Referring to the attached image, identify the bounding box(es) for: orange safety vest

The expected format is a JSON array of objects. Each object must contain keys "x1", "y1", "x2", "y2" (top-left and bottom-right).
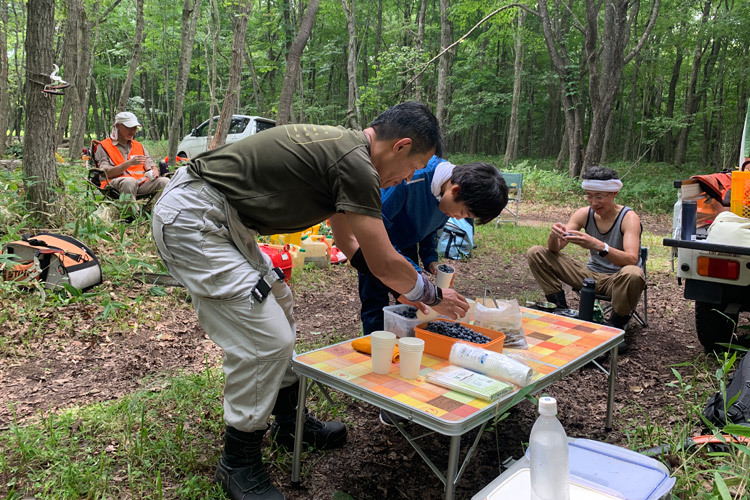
[
  {"x1": 690, "y1": 172, "x2": 732, "y2": 206},
  {"x1": 98, "y1": 138, "x2": 147, "y2": 188}
]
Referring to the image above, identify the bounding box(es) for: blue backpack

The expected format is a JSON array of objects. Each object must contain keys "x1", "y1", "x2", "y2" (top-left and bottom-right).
[{"x1": 437, "y1": 218, "x2": 474, "y2": 260}]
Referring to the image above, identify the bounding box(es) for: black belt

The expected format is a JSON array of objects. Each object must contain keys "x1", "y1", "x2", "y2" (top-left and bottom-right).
[{"x1": 251, "y1": 267, "x2": 286, "y2": 303}]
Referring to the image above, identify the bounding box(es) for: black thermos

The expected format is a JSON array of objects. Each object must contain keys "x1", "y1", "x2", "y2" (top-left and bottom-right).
[
  {"x1": 578, "y1": 278, "x2": 596, "y2": 322},
  {"x1": 681, "y1": 200, "x2": 697, "y2": 241}
]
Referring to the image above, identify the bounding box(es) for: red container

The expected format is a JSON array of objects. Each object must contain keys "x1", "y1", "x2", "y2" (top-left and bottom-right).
[
  {"x1": 415, "y1": 320, "x2": 505, "y2": 360},
  {"x1": 259, "y1": 244, "x2": 293, "y2": 283}
]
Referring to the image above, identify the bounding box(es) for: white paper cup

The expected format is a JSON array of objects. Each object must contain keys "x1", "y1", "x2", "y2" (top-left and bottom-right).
[
  {"x1": 398, "y1": 337, "x2": 425, "y2": 379},
  {"x1": 435, "y1": 264, "x2": 455, "y2": 288},
  {"x1": 370, "y1": 331, "x2": 397, "y2": 374},
  {"x1": 144, "y1": 169, "x2": 155, "y2": 180}
]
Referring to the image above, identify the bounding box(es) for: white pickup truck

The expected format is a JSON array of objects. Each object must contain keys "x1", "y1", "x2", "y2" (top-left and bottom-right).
[{"x1": 663, "y1": 234, "x2": 750, "y2": 350}]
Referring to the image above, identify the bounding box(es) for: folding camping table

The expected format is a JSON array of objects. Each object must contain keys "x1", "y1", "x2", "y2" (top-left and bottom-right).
[{"x1": 291, "y1": 307, "x2": 624, "y2": 499}]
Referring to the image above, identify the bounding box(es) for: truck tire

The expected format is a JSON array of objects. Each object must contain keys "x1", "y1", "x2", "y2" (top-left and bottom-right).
[{"x1": 695, "y1": 301, "x2": 739, "y2": 351}]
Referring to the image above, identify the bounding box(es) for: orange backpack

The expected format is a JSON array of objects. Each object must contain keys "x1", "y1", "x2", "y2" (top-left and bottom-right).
[{"x1": 1, "y1": 233, "x2": 102, "y2": 291}]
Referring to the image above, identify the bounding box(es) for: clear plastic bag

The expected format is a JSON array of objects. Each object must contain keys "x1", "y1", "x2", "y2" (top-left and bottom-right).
[{"x1": 473, "y1": 298, "x2": 529, "y2": 349}]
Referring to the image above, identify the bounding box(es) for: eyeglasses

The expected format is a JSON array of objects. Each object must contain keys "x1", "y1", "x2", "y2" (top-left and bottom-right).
[{"x1": 584, "y1": 193, "x2": 613, "y2": 202}]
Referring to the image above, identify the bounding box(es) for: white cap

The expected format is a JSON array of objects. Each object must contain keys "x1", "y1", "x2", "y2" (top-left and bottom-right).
[
  {"x1": 538, "y1": 396, "x2": 558, "y2": 416},
  {"x1": 114, "y1": 111, "x2": 141, "y2": 128}
]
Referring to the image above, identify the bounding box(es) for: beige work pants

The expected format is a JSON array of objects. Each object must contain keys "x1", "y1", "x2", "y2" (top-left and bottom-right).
[
  {"x1": 151, "y1": 168, "x2": 298, "y2": 432},
  {"x1": 526, "y1": 245, "x2": 645, "y2": 316},
  {"x1": 110, "y1": 175, "x2": 169, "y2": 200}
]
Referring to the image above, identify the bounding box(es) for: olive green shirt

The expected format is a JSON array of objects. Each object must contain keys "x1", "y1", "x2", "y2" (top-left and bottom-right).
[{"x1": 188, "y1": 125, "x2": 382, "y2": 234}]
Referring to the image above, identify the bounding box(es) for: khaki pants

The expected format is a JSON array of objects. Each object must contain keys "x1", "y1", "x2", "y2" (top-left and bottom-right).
[
  {"x1": 110, "y1": 175, "x2": 169, "y2": 200},
  {"x1": 151, "y1": 168, "x2": 298, "y2": 432},
  {"x1": 526, "y1": 245, "x2": 644, "y2": 316}
]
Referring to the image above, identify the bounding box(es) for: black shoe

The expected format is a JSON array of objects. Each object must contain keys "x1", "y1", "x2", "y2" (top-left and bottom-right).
[
  {"x1": 545, "y1": 291, "x2": 569, "y2": 309},
  {"x1": 270, "y1": 412, "x2": 347, "y2": 450},
  {"x1": 215, "y1": 457, "x2": 285, "y2": 500},
  {"x1": 379, "y1": 409, "x2": 408, "y2": 427},
  {"x1": 608, "y1": 312, "x2": 631, "y2": 330}
]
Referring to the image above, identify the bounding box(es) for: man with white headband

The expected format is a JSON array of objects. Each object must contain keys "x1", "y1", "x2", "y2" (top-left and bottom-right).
[{"x1": 526, "y1": 166, "x2": 645, "y2": 350}]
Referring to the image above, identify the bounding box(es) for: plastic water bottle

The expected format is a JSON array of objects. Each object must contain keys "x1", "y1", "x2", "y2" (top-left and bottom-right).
[
  {"x1": 672, "y1": 190, "x2": 682, "y2": 240},
  {"x1": 529, "y1": 397, "x2": 570, "y2": 500},
  {"x1": 578, "y1": 278, "x2": 596, "y2": 322}
]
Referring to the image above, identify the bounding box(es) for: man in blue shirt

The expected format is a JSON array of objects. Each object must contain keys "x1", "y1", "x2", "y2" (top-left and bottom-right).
[{"x1": 356, "y1": 156, "x2": 508, "y2": 336}]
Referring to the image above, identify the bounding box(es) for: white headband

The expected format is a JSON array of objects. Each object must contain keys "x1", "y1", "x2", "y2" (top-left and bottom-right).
[{"x1": 581, "y1": 179, "x2": 622, "y2": 192}]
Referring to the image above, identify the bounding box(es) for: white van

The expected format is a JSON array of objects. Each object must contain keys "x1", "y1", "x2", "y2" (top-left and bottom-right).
[{"x1": 177, "y1": 115, "x2": 276, "y2": 158}]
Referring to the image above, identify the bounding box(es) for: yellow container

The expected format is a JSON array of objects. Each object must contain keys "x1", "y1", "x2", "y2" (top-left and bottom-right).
[
  {"x1": 301, "y1": 234, "x2": 330, "y2": 268},
  {"x1": 730, "y1": 171, "x2": 750, "y2": 218},
  {"x1": 286, "y1": 243, "x2": 304, "y2": 269}
]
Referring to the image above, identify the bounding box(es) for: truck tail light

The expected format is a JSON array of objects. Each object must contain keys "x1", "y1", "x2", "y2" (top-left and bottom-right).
[{"x1": 697, "y1": 256, "x2": 740, "y2": 280}]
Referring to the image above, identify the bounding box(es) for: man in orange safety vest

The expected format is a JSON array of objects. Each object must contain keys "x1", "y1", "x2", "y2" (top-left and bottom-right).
[{"x1": 94, "y1": 111, "x2": 169, "y2": 201}]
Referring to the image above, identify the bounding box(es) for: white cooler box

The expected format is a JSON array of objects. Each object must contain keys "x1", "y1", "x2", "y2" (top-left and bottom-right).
[{"x1": 472, "y1": 438, "x2": 675, "y2": 500}]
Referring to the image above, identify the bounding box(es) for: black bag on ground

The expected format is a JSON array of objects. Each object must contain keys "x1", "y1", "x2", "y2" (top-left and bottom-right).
[
  {"x1": 703, "y1": 353, "x2": 750, "y2": 427},
  {"x1": 1, "y1": 232, "x2": 102, "y2": 291}
]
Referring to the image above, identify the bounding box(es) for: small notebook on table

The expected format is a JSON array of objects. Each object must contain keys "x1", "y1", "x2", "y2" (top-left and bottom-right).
[{"x1": 426, "y1": 365, "x2": 514, "y2": 401}]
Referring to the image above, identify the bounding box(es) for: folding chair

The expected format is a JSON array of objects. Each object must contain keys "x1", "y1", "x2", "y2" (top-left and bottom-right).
[
  {"x1": 575, "y1": 246, "x2": 649, "y2": 327},
  {"x1": 84, "y1": 140, "x2": 159, "y2": 211},
  {"x1": 495, "y1": 172, "x2": 522, "y2": 226}
]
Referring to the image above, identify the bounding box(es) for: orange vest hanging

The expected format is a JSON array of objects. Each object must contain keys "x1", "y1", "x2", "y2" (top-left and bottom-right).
[{"x1": 98, "y1": 138, "x2": 147, "y2": 188}]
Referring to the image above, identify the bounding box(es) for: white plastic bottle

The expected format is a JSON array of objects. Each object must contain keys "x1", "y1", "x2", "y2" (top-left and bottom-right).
[{"x1": 529, "y1": 397, "x2": 570, "y2": 500}]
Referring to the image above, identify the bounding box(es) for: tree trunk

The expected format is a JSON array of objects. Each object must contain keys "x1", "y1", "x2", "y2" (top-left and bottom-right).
[
  {"x1": 244, "y1": 48, "x2": 266, "y2": 115},
  {"x1": 23, "y1": 0, "x2": 59, "y2": 220},
  {"x1": 116, "y1": 0, "x2": 144, "y2": 111},
  {"x1": 10, "y1": 0, "x2": 26, "y2": 140},
  {"x1": 663, "y1": 43, "x2": 682, "y2": 163},
  {"x1": 674, "y1": 0, "x2": 711, "y2": 167},
  {"x1": 436, "y1": 0, "x2": 453, "y2": 129},
  {"x1": 68, "y1": 0, "x2": 93, "y2": 160},
  {"x1": 555, "y1": 127, "x2": 569, "y2": 171},
  {"x1": 0, "y1": 0, "x2": 9, "y2": 155},
  {"x1": 54, "y1": 0, "x2": 80, "y2": 147},
  {"x1": 504, "y1": 10, "x2": 526, "y2": 165},
  {"x1": 277, "y1": 0, "x2": 320, "y2": 124},
  {"x1": 167, "y1": 0, "x2": 202, "y2": 166},
  {"x1": 205, "y1": 0, "x2": 220, "y2": 131},
  {"x1": 583, "y1": 0, "x2": 660, "y2": 170},
  {"x1": 622, "y1": 54, "x2": 640, "y2": 161},
  {"x1": 341, "y1": 0, "x2": 361, "y2": 129},
  {"x1": 209, "y1": 0, "x2": 252, "y2": 150},
  {"x1": 413, "y1": 0, "x2": 427, "y2": 101}
]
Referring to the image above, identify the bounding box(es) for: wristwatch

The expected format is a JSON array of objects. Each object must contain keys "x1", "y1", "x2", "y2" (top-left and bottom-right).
[
  {"x1": 598, "y1": 243, "x2": 610, "y2": 257},
  {"x1": 428, "y1": 286, "x2": 443, "y2": 307}
]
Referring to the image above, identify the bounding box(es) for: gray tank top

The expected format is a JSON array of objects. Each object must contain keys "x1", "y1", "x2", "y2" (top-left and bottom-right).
[{"x1": 585, "y1": 206, "x2": 641, "y2": 273}]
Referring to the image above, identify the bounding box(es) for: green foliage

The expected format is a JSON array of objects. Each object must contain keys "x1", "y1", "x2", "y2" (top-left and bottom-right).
[{"x1": 622, "y1": 351, "x2": 750, "y2": 499}]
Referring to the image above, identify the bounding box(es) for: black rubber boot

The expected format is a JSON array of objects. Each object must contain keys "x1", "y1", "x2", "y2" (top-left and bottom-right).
[
  {"x1": 214, "y1": 426, "x2": 285, "y2": 500},
  {"x1": 270, "y1": 382, "x2": 347, "y2": 450},
  {"x1": 546, "y1": 290, "x2": 568, "y2": 309}
]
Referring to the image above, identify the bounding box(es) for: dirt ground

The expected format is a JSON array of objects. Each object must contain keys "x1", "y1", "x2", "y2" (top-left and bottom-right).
[{"x1": 1, "y1": 208, "x2": 747, "y2": 499}]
